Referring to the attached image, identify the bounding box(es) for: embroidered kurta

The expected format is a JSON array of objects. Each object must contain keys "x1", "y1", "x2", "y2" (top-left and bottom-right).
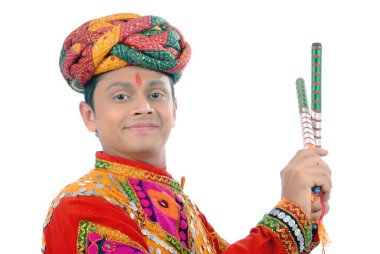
[{"x1": 42, "y1": 152, "x2": 319, "y2": 254}]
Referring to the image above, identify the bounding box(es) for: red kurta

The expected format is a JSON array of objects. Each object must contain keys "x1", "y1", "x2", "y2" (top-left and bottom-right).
[{"x1": 42, "y1": 152, "x2": 319, "y2": 253}]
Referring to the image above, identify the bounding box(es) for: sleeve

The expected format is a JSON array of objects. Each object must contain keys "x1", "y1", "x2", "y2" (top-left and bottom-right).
[
  {"x1": 42, "y1": 196, "x2": 149, "y2": 254},
  {"x1": 200, "y1": 199, "x2": 320, "y2": 254}
]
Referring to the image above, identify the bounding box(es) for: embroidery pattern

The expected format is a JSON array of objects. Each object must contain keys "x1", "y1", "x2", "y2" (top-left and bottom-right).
[
  {"x1": 95, "y1": 159, "x2": 183, "y2": 193},
  {"x1": 44, "y1": 153, "x2": 221, "y2": 254},
  {"x1": 259, "y1": 216, "x2": 298, "y2": 254},
  {"x1": 210, "y1": 232, "x2": 229, "y2": 252},
  {"x1": 258, "y1": 199, "x2": 316, "y2": 254},
  {"x1": 77, "y1": 220, "x2": 147, "y2": 254}
]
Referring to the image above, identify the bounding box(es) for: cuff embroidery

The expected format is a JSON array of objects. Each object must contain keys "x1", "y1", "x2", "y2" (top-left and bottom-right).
[{"x1": 258, "y1": 199, "x2": 317, "y2": 254}]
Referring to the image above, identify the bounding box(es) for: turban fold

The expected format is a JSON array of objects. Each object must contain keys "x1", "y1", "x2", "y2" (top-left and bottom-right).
[{"x1": 59, "y1": 13, "x2": 191, "y2": 93}]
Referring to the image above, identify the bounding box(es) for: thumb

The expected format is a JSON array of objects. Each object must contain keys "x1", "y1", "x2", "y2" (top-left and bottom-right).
[{"x1": 315, "y1": 147, "x2": 328, "y2": 157}]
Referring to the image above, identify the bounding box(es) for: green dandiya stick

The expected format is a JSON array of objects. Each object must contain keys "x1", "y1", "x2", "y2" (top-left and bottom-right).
[
  {"x1": 296, "y1": 78, "x2": 315, "y2": 148},
  {"x1": 295, "y1": 77, "x2": 319, "y2": 194},
  {"x1": 311, "y1": 43, "x2": 330, "y2": 250},
  {"x1": 311, "y1": 42, "x2": 322, "y2": 147},
  {"x1": 294, "y1": 43, "x2": 330, "y2": 251}
]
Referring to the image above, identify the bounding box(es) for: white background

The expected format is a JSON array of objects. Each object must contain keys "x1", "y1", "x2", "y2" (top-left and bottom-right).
[{"x1": 0, "y1": 0, "x2": 379, "y2": 253}]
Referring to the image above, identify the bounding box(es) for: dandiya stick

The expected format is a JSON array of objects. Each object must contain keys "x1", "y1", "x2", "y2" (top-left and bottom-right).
[
  {"x1": 296, "y1": 78, "x2": 320, "y2": 196},
  {"x1": 311, "y1": 44, "x2": 330, "y2": 249},
  {"x1": 311, "y1": 43, "x2": 322, "y2": 147},
  {"x1": 296, "y1": 78, "x2": 315, "y2": 148},
  {"x1": 296, "y1": 77, "x2": 330, "y2": 251}
]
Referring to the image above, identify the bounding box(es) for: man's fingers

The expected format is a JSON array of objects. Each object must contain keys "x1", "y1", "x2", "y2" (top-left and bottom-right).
[
  {"x1": 313, "y1": 173, "x2": 332, "y2": 194},
  {"x1": 289, "y1": 147, "x2": 328, "y2": 163},
  {"x1": 311, "y1": 210, "x2": 322, "y2": 221},
  {"x1": 322, "y1": 191, "x2": 331, "y2": 203},
  {"x1": 310, "y1": 202, "x2": 330, "y2": 221},
  {"x1": 281, "y1": 148, "x2": 332, "y2": 221},
  {"x1": 324, "y1": 202, "x2": 330, "y2": 215},
  {"x1": 304, "y1": 155, "x2": 329, "y2": 168},
  {"x1": 311, "y1": 200, "x2": 322, "y2": 212}
]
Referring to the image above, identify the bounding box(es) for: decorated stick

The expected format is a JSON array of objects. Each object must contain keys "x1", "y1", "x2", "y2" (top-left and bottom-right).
[
  {"x1": 311, "y1": 43, "x2": 322, "y2": 147},
  {"x1": 295, "y1": 43, "x2": 329, "y2": 251},
  {"x1": 295, "y1": 77, "x2": 329, "y2": 252},
  {"x1": 296, "y1": 78, "x2": 315, "y2": 148},
  {"x1": 296, "y1": 77, "x2": 322, "y2": 198},
  {"x1": 296, "y1": 77, "x2": 321, "y2": 195},
  {"x1": 311, "y1": 43, "x2": 330, "y2": 250}
]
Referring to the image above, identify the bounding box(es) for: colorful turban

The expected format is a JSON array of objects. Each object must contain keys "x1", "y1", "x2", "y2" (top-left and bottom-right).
[{"x1": 59, "y1": 13, "x2": 191, "y2": 93}]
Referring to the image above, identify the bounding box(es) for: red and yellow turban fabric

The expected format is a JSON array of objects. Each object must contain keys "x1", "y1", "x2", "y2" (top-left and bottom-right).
[{"x1": 59, "y1": 13, "x2": 191, "y2": 93}]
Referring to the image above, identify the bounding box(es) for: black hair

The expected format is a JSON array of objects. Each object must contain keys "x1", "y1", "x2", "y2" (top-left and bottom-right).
[
  {"x1": 84, "y1": 75, "x2": 101, "y2": 111},
  {"x1": 84, "y1": 74, "x2": 175, "y2": 112}
]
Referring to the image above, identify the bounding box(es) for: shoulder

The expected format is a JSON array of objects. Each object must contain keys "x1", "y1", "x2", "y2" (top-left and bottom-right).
[
  {"x1": 43, "y1": 170, "x2": 131, "y2": 229},
  {"x1": 42, "y1": 195, "x2": 147, "y2": 254}
]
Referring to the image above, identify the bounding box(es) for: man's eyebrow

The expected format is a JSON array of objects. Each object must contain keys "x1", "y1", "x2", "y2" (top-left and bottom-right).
[
  {"x1": 105, "y1": 80, "x2": 169, "y2": 91},
  {"x1": 147, "y1": 80, "x2": 170, "y2": 88},
  {"x1": 106, "y1": 82, "x2": 134, "y2": 91}
]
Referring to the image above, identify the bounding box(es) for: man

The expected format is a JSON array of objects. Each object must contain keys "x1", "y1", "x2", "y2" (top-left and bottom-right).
[{"x1": 43, "y1": 13, "x2": 332, "y2": 254}]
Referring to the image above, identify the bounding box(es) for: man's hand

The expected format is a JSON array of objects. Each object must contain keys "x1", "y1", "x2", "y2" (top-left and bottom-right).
[{"x1": 280, "y1": 148, "x2": 332, "y2": 220}]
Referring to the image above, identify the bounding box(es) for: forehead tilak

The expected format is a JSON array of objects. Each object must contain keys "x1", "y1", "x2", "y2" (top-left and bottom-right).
[{"x1": 135, "y1": 72, "x2": 143, "y2": 87}]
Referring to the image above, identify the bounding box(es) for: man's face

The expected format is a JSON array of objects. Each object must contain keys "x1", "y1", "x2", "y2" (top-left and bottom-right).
[{"x1": 85, "y1": 66, "x2": 176, "y2": 160}]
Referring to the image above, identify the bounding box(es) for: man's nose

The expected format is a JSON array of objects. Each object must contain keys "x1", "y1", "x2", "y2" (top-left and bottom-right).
[{"x1": 132, "y1": 95, "x2": 154, "y2": 116}]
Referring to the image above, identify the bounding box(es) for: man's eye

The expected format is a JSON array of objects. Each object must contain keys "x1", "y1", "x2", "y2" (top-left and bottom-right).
[
  {"x1": 113, "y1": 94, "x2": 128, "y2": 101},
  {"x1": 150, "y1": 92, "x2": 164, "y2": 99}
]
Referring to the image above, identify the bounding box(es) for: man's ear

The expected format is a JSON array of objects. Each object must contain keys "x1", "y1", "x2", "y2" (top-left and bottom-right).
[{"x1": 79, "y1": 102, "x2": 97, "y2": 132}]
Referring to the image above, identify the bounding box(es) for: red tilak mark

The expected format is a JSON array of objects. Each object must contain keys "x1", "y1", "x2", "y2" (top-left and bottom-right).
[{"x1": 135, "y1": 72, "x2": 143, "y2": 87}]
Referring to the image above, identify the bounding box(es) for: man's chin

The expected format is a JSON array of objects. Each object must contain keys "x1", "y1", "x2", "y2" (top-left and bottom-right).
[{"x1": 123, "y1": 145, "x2": 162, "y2": 155}]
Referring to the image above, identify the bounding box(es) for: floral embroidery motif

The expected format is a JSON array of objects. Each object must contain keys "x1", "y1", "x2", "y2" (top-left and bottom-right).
[{"x1": 78, "y1": 221, "x2": 146, "y2": 254}]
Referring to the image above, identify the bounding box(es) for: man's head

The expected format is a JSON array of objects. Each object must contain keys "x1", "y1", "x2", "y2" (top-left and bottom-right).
[
  {"x1": 59, "y1": 13, "x2": 191, "y2": 165},
  {"x1": 79, "y1": 66, "x2": 177, "y2": 163}
]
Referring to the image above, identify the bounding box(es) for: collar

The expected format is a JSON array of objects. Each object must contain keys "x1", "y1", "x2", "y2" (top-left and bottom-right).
[{"x1": 94, "y1": 151, "x2": 173, "y2": 179}]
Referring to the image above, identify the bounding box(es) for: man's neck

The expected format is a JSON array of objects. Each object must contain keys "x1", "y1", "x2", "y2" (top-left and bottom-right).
[{"x1": 101, "y1": 148, "x2": 167, "y2": 169}]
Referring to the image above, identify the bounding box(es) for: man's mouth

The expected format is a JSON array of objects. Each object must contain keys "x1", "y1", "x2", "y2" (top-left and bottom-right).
[{"x1": 125, "y1": 123, "x2": 159, "y2": 132}]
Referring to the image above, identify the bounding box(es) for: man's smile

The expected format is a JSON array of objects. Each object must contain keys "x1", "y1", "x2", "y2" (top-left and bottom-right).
[{"x1": 125, "y1": 122, "x2": 159, "y2": 132}]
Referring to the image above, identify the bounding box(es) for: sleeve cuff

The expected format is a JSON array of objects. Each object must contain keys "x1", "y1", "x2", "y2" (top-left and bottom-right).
[{"x1": 257, "y1": 199, "x2": 320, "y2": 254}]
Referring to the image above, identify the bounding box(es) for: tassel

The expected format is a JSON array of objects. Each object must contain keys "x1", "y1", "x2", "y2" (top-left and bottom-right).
[
  {"x1": 317, "y1": 192, "x2": 330, "y2": 253},
  {"x1": 318, "y1": 221, "x2": 330, "y2": 251},
  {"x1": 181, "y1": 176, "x2": 186, "y2": 190}
]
